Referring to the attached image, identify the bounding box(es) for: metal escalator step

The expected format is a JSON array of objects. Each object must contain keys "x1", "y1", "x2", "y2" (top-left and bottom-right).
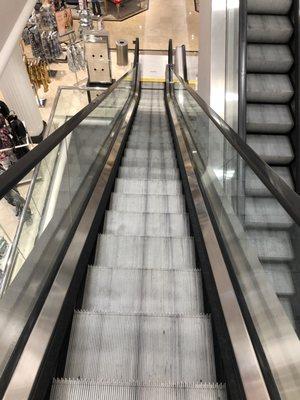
[
  {"x1": 110, "y1": 193, "x2": 185, "y2": 213},
  {"x1": 247, "y1": 74, "x2": 294, "y2": 103},
  {"x1": 64, "y1": 312, "x2": 216, "y2": 383},
  {"x1": 247, "y1": 135, "x2": 294, "y2": 164},
  {"x1": 122, "y1": 156, "x2": 177, "y2": 169},
  {"x1": 103, "y1": 211, "x2": 190, "y2": 237},
  {"x1": 126, "y1": 142, "x2": 174, "y2": 150},
  {"x1": 96, "y1": 234, "x2": 195, "y2": 269},
  {"x1": 247, "y1": 44, "x2": 293, "y2": 73},
  {"x1": 114, "y1": 178, "x2": 182, "y2": 195},
  {"x1": 245, "y1": 197, "x2": 293, "y2": 229},
  {"x1": 128, "y1": 138, "x2": 173, "y2": 147},
  {"x1": 247, "y1": 15, "x2": 293, "y2": 44},
  {"x1": 247, "y1": 104, "x2": 293, "y2": 134},
  {"x1": 83, "y1": 267, "x2": 204, "y2": 314},
  {"x1": 118, "y1": 166, "x2": 179, "y2": 180},
  {"x1": 125, "y1": 148, "x2": 175, "y2": 160},
  {"x1": 247, "y1": 0, "x2": 292, "y2": 14},
  {"x1": 245, "y1": 166, "x2": 294, "y2": 196},
  {"x1": 279, "y1": 297, "x2": 295, "y2": 326},
  {"x1": 50, "y1": 380, "x2": 227, "y2": 400},
  {"x1": 247, "y1": 229, "x2": 294, "y2": 261},
  {"x1": 263, "y1": 263, "x2": 294, "y2": 295}
]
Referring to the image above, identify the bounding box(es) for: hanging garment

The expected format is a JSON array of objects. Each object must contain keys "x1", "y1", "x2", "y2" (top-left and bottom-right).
[
  {"x1": 25, "y1": 58, "x2": 51, "y2": 92},
  {"x1": 0, "y1": 116, "x2": 16, "y2": 169},
  {"x1": 0, "y1": 236, "x2": 8, "y2": 260},
  {"x1": 67, "y1": 43, "x2": 86, "y2": 72},
  {"x1": 0, "y1": 101, "x2": 10, "y2": 119},
  {"x1": 7, "y1": 115, "x2": 29, "y2": 159}
]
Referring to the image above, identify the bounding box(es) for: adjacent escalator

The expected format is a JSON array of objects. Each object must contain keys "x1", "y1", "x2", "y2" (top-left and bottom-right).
[{"x1": 246, "y1": 0, "x2": 297, "y2": 323}]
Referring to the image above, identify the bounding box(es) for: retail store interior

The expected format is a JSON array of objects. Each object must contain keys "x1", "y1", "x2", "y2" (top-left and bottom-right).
[{"x1": 0, "y1": 1, "x2": 300, "y2": 400}]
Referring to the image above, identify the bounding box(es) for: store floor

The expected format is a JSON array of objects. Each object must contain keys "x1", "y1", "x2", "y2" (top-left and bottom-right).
[{"x1": 104, "y1": 0, "x2": 199, "y2": 51}]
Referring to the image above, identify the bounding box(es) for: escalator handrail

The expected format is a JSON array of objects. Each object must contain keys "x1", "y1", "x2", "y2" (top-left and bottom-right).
[
  {"x1": 0, "y1": 39, "x2": 140, "y2": 199},
  {"x1": 169, "y1": 67, "x2": 300, "y2": 225}
]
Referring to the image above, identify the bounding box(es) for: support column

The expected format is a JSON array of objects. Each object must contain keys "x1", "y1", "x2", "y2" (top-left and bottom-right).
[{"x1": 0, "y1": 44, "x2": 44, "y2": 141}]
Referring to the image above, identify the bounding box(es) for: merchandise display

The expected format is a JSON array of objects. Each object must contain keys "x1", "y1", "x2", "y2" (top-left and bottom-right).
[
  {"x1": 25, "y1": 58, "x2": 51, "y2": 92},
  {"x1": 0, "y1": 115, "x2": 17, "y2": 170},
  {"x1": 23, "y1": 6, "x2": 62, "y2": 62},
  {"x1": 79, "y1": 8, "x2": 93, "y2": 37},
  {"x1": 7, "y1": 115, "x2": 30, "y2": 159},
  {"x1": 67, "y1": 42, "x2": 86, "y2": 72}
]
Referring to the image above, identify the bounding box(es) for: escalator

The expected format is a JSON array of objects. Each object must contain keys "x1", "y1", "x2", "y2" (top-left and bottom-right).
[
  {"x1": 50, "y1": 84, "x2": 225, "y2": 399},
  {"x1": 0, "y1": 40, "x2": 300, "y2": 400},
  {"x1": 245, "y1": 0, "x2": 297, "y2": 322}
]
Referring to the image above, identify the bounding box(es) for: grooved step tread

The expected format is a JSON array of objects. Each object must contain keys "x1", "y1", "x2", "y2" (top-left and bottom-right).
[
  {"x1": 247, "y1": 74, "x2": 293, "y2": 103},
  {"x1": 118, "y1": 166, "x2": 179, "y2": 180},
  {"x1": 103, "y1": 211, "x2": 190, "y2": 237},
  {"x1": 245, "y1": 197, "x2": 293, "y2": 229},
  {"x1": 247, "y1": 135, "x2": 294, "y2": 164},
  {"x1": 247, "y1": 229, "x2": 294, "y2": 261},
  {"x1": 83, "y1": 267, "x2": 204, "y2": 314},
  {"x1": 263, "y1": 263, "x2": 294, "y2": 295},
  {"x1": 247, "y1": 104, "x2": 293, "y2": 134},
  {"x1": 114, "y1": 178, "x2": 182, "y2": 195},
  {"x1": 245, "y1": 166, "x2": 294, "y2": 196},
  {"x1": 50, "y1": 380, "x2": 227, "y2": 400},
  {"x1": 247, "y1": 44, "x2": 293, "y2": 73},
  {"x1": 95, "y1": 234, "x2": 196, "y2": 269},
  {"x1": 110, "y1": 193, "x2": 185, "y2": 213},
  {"x1": 64, "y1": 312, "x2": 216, "y2": 383},
  {"x1": 247, "y1": 0, "x2": 292, "y2": 14},
  {"x1": 247, "y1": 15, "x2": 293, "y2": 44}
]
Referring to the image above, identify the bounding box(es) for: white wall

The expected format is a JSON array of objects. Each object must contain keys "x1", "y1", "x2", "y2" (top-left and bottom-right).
[{"x1": 0, "y1": 0, "x2": 37, "y2": 77}]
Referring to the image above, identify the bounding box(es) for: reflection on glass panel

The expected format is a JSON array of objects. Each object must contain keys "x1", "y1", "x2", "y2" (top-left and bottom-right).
[
  {"x1": 1, "y1": 69, "x2": 134, "y2": 291},
  {"x1": 173, "y1": 77, "x2": 300, "y2": 397},
  {"x1": 0, "y1": 68, "x2": 134, "y2": 382}
]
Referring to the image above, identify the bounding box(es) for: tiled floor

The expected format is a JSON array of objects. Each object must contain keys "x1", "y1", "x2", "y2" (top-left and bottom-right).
[{"x1": 104, "y1": 0, "x2": 199, "y2": 51}]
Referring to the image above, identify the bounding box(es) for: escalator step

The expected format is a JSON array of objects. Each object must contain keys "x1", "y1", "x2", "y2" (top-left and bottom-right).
[
  {"x1": 245, "y1": 197, "x2": 293, "y2": 229},
  {"x1": 64, "y1": 312, "x2": 216, "y2": 383},
  {"x1": 263, "y1": 263, "x2": 294, "y2": 295},
  {"x1": 247, "y1": 0, "x2": 292, "y2": 14},
  {"x1": 245, "y1": 166, "x2": 294, "y2": 196},
  {"x1": 247, "y1": 15, "x2": 293, "y2": 43},
  {"x1": 122, "y1": 156, "x2": 177, "y2": 169},
  {"x1": 110, "y1": 193, "x2": 185, "y2": 214},
  {"x1": 247, "y1": 229, "x2": 294, "y2": 261},
  {"x1": 83, "y1": 267, "x2": 204, "y2": 314},
  {"x1": 247, "y1": 74, "x2": 294, "y2": 103},
  {"x1": 128, "y1": 138, "x2": 173, "y2": 147},
  {"x1": 96, "y1": 234, "x2": 196, "y2": 269},
  {"x1": 247, "y1": 104, "x2": 293, "y2": 134},
  {"x1": 103, "y1": 211, "x2": 190, "y2": 237},
  {"x1": 247, "y1": 44, "x2": 293, "y2": 73},
  {"x1": 114, "y1": 178, "x2": 182, "y2": 195},
  {"x1": 50, "y1": 380, "x2": 227, "y2": 400},
  {"x1": 279, "y1": 297, "x2": 295, "y2": 326},
  {"x1": 125, "y1": 148, "x2": 176, "y2": 160},
  {"x1": 247, "y1": 135, "x2": 294, "y2": 164},
  {"x1": 118, "y1": 166, "x2": 179, "y2": 180},
  {"x1": 126, "y1": 142, "x2": 174, "y2": 151}
]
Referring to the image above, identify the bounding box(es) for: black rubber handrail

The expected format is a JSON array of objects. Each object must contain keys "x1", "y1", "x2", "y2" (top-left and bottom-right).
[
  {"x1": 0, "y1": 38, "x2": 140, "y2": 199},
  {"x1": 167, "y1": 41, "x2": 300, "y2": 225}
]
